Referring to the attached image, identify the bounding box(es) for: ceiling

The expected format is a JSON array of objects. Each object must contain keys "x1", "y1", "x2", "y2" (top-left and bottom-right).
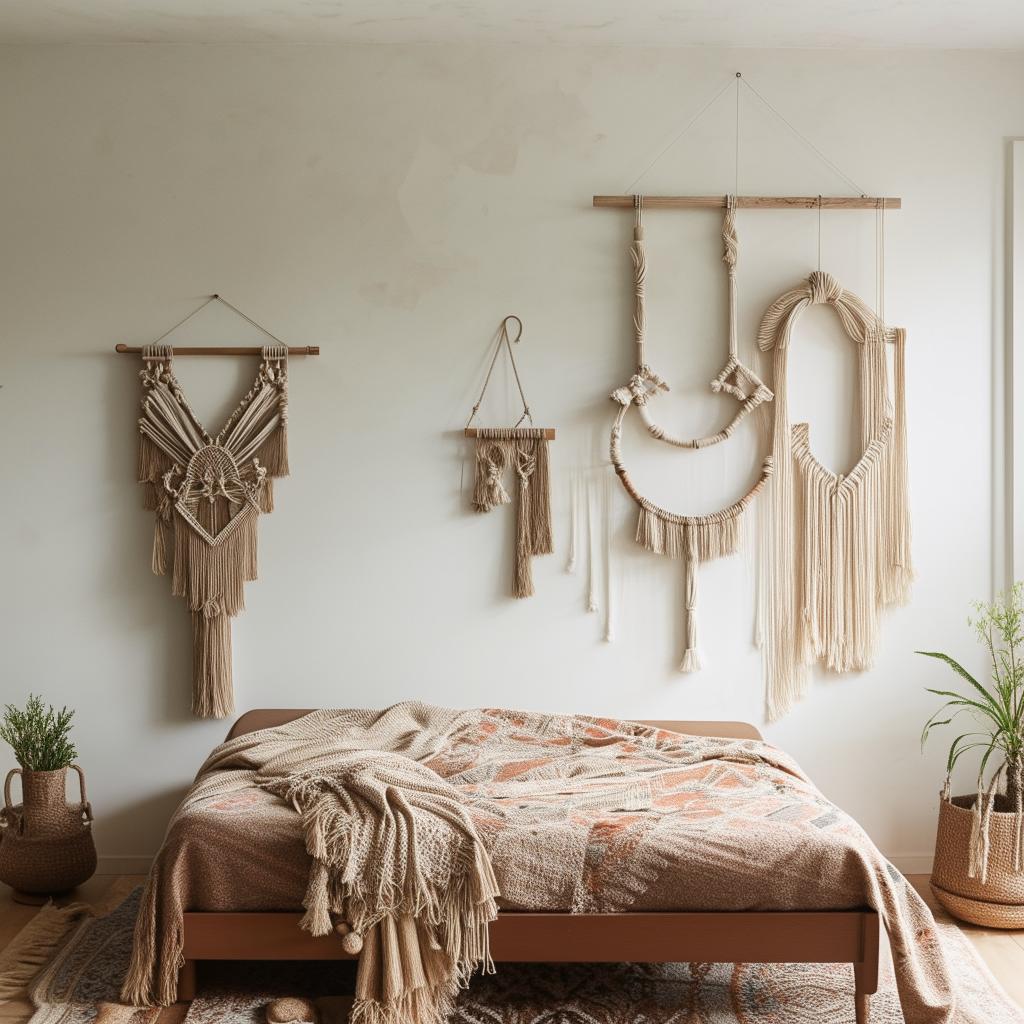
[{"x1": 2, "y1": 0, "x2": 1024, "y2": 48}]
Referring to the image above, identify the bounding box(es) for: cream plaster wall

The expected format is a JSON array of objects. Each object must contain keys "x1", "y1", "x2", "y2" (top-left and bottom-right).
[{"x1": 1, "y1": 44, "x2": 1021, "y2": 868}]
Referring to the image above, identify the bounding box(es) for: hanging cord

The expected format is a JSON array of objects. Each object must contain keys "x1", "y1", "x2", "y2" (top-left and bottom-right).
[
  {"x1": 875, "y1": 198, "x2": 886, "y2": 325},
  {"x1": 623, "y1": 76, "x2": 736, "y2": 194},
  {"x1": 147, "y1": 294, "x2": 288, "y2": 349},
  {"x1": 734, "y1": 72, "x2": 741, "y2": 198},
  {"x1": 817, "y1": 195, "x2": 823, "y2": 272},
  {"x1": 621, "y1": 70, "x2": 868, "y2": 202},
  {"x1": 739, "y1": 75, "x2": 868, "y2": 197},
  {"x1": 465, "y1": 315, "x2": 533, "y2": 429}
]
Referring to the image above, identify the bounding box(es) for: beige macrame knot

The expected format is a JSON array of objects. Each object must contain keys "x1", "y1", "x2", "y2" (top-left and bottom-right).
[
  {"x1": 483, "y1": 460, "x2": 510, "y2": 507},
  {"x1": 340, "y1": 929, "x2": 364, "y2": 955},
  {"x1": 808, "y1": 271, "x2": 843, "y2": 305},
  {"x1": 265, "y1": 996, "x2": 319, "y2": 1024},
  {"x1": 516, "y1": 450, "x2": 536, "y2": 480}
]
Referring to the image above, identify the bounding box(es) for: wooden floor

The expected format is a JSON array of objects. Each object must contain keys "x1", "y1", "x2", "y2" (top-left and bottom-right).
[{"x1": 1, "y1": 874, "x2": 1022, "y2": 1020}]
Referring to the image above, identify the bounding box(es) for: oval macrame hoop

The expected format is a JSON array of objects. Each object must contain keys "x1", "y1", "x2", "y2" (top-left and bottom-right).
[
  {"x1": 612, "y1": 195, "x2": 773, "y2": 450},
  {"x1": 756, "y1": 269, "x2": 912, "y2": 720}
]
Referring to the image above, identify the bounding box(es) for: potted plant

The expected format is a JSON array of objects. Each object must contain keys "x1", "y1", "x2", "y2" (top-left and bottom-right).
[
  {"x1": 0, "y1": 694, "x2": 95, "y2": 904},
  {"x1": 920, "y1": 583, "x2": 1024, "y2": 927}
]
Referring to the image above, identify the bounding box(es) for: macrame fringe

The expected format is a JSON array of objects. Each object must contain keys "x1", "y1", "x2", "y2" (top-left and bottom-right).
[
  {"x1": 191, "y1": 611, "x2": 234, "y2": 719},
  {"x1": 470, "y1": 433, "x2": 552, "y2": 598},
  {"x1": 514, "y1": 471, "x2": 534, "y2": 598},
  {"x1": 151, "y1": 514, "x2": 171, "y2": 576},
  {"x1": 171, "y1": 508, "x2": 258, "y2": 617},
  {"x1": 634, "y1": 507, "x2": 742, "y2": 561},
  {"x1": 0, "y1": 901, "x2": 92, "y2": 999},
  {"x1": 757, "y1": 271, "x2": 913, "y2": 720}
]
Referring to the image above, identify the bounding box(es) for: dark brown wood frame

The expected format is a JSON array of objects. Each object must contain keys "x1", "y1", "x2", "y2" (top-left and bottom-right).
[{"x1": 177, "y1": 709, "x2": 880, "y2": 1023}]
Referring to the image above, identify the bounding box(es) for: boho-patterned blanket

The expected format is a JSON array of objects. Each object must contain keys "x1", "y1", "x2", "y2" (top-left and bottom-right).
[{"x1": 124, "y1": 703, "x2": 965, "y2": 1023}]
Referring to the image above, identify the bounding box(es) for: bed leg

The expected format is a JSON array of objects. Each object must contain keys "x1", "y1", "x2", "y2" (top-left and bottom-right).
[
  {"x1": 178, "y1": 959, "x2": 198, "y2": 1002},
  {"x1": 854, "y1": 910, "x2": 880, "y2": 1024},
  {"x1": 854, "y1": 991, "x2": 871, "y2": 1024}
]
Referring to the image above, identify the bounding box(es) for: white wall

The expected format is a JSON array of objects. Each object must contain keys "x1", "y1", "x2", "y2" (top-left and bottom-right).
[{"x1": 1, "y1": 44, "x2": 1020, "y2": 870}]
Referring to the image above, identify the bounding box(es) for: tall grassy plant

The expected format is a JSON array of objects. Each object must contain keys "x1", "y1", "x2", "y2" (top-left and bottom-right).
[
  {"x1": 0, "y1": 694, "x2": 78, "y2": 771},
  {"x1": 919, "y1": 582, "x2": 1024, "y2": 807}
]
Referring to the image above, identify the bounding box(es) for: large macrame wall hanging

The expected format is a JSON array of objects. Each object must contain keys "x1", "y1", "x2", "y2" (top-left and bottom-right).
[
  {"x1": 756, "y1": 269, "x2": 912, "y2": 719},
  {"x1": 126, "y1": 295, "x2": 307, "y2": 718},
  {"x1": 464, "y1": 315, "x2": 554, "y2": 598},
  {"x1": 609, "y1": 197, "x2": 774, "y2": 671}
]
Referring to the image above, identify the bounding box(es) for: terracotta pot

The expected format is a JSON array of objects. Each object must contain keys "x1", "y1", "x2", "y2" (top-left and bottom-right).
[
  {"x1": 0, "y1": 764, "x2": 96, "y2": 900},
  {"x1": 930, "y1": 793, "x2": 1024, "y2": 929}
]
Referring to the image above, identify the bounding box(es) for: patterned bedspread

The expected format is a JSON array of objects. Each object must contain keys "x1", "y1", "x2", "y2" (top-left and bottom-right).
[{"x1": 129, "y1": 703, "x2": 966, "y2": 1022}]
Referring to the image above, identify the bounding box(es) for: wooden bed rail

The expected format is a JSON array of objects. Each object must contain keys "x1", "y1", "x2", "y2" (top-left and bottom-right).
[
  {"x1": 180, "y1": 908, "x2": 879, "y2": 1022},
  {"x1": 225, "y1": 709, "x2": 765, "y2": 742}
]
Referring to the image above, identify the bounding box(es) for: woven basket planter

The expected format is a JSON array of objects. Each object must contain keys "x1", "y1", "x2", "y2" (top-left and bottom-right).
[
  {"x1": 0, "y1": 765, "x2": 96, "y2": 899},
  {"x1": 930, "y1": 793, "x2": 1024, "y2": 929}
]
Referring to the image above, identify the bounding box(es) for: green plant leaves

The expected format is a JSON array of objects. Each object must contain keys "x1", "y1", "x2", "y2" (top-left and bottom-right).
[{"x1": 0, "y1": 694, "x2": 77, "y2": 772}]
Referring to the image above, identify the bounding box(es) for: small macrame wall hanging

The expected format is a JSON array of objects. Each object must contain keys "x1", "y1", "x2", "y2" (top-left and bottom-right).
[
  {"x1": 122, "y1": 295, "x2": 316, "y2": 718},
  {"x1": 756, "y1": 266, "x2": 912, "y2": 719},
  {"x1": 609, "y1": 197, "x2": 774, "y2": 671},
  {"x1": 464, "y1": 315, "x2": 554, "y2": 598}
]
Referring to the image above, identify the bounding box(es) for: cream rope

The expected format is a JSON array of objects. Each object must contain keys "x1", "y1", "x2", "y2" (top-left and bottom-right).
[
  {"x1": 756, "y1": 270, "x2": 912, "y2": 719},
  {"x1": 615, "y1": 197, "x2": 774, "y2": 450}
]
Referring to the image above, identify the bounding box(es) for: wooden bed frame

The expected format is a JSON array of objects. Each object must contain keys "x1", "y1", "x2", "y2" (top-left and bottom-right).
[{"x1": 177, "y1": 709, "x2": 881, "y2": 1023}]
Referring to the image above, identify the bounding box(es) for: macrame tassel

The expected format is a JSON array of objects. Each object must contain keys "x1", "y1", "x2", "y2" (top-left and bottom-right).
[
  {"x1": 604, "y1": 470, "x2": 615, "y2": 643},
  {"x1": 138, "y1": 433, "x2": 171, "y2": 485},
  {"x1": 151, "y1": 515, "x2": 170, "y2": 576},
  {"x1": 191, "y1": 609, "x2": 234, "y2": 718},
  {"x1": 258, "y1": 477, "x2": 275, "y2": 513},
  {"x1": 586, "y1": 473, "x2": 599, "y2": 613},
  {"x1": 472, "y1": 442, "x2": 510, "y2": 512},
  {"x1": 679, "y1": 529, "x2": 701, "y2": 672},
  {"x1": 566, "y1": 469, "x2": 579, "y2": 573},
  {"x1": 512, "y1": 449, "x2": 536, "y2": 599},
  {"x1": 527, "y1": 438, "x2": 553, "y2": 555},
  {"x1": 254, "y1": 419, "x2": 290, "y2": 478}
]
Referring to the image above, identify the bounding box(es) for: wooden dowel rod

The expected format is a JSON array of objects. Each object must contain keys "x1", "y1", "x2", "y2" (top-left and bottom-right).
[
  {"x1": 115, "y1": 344, "x2": 320, "y2": 355},
  {"x1": 592, "y1": 195, "x2": 901, "y2": 210},
  {"x1": 465, "y1": 428, "x2": 556, "y2": 440}
]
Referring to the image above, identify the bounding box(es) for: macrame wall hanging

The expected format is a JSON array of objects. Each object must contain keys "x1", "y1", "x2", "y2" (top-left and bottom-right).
[
  {"x1": 594, "y1": 71, "x2": 906, "y2": 701},
  {"x1": 464, "y1": 315, "x2": 554, "y2": 598},
  {"x1": 609, "y1": 197, "x2": 774, "y2": 671},
  {"x1": 756, "y1": 258, "x2": 912, "y2": 720},
  {"x1": 120, "y1": 295, "x2": 317, "y2": 718}
]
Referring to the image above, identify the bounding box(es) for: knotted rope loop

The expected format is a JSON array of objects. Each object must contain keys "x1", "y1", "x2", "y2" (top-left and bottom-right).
[{"x1": 808, "y1": 270, "x2": 843, "y2": 306}]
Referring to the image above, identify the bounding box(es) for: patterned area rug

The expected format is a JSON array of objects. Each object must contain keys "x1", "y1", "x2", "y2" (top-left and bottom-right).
[{"x1": 13, "y1": 889, "x2": 1024, "y2": 1023}]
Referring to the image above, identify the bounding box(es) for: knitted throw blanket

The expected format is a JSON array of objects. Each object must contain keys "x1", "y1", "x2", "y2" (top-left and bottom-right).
[{"x1": 123, "y1": 705, "x2": 499, "y2": 1024}]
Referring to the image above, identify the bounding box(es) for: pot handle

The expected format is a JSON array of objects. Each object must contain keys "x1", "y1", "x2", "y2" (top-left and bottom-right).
[
  {"x1": 3, "y1": 768, "x2": 20, "y2": 811},
  {"x1": 2, "y1": 768, "x2": 22, "y2": 834},
  {"x1": 69, "y1": 764, "x2": 93, "y2": 825}
]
